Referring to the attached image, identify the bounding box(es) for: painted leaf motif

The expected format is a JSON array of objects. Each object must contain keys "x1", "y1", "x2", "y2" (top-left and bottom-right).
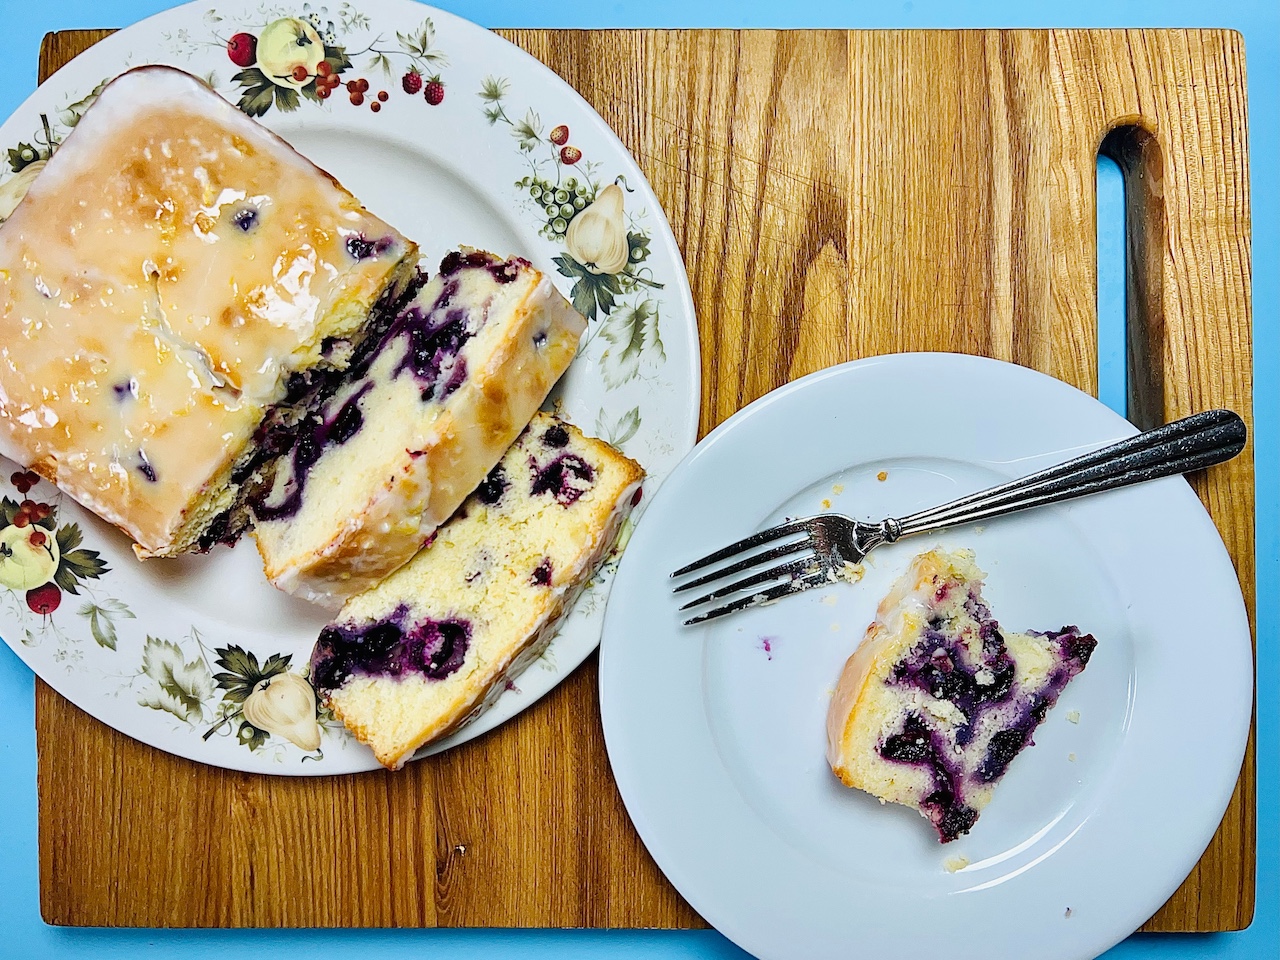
[
  {"x1": 58, "y1": 546, "x2": 109, "y2": 593},
  {"x1": 511, "y1": 108, "x2": 542, "y2": 151},
  {"x1": 55, "y1": 522, "x2": 82, "y2": 553},
  {"x1": 479, "y1": 76, "x2": 508, "y2": 103},
  {"x1": 273, "y1": 86, "x2": 301, "y2": 112},
  {"x1": 233, "y1": 68, "x2": 275, "y2": 117},
  {"x1": 77, "y1": 599, "x2": 133, "y2": 651},
  {"x1": 596, "y1": 406, "x2": 641, "y2": 447},
  {"x1": 554, "y1": 255, "x2": 620, "y2": 320},
  {"x1": 598, "y1": 300, "x2": 665, "y2": 388},
  {"x1": 60, "y1": 80, "x2": 108, "y2": 128},
  {"x1": 0, "y1": 497, "x2": 17, "y2": 526},
  {"x1": 7, "y1": 143, "x2": 45, "y2": 173},
  {"x1": 238, "y1": 720, "x2": 270, "y2": 751},
  {"x1": 213, "y1": 644, "x2": 292, "y2": 703},
  {"x1": 139, "y1": 637, "x2": 213, "y2": 722}
]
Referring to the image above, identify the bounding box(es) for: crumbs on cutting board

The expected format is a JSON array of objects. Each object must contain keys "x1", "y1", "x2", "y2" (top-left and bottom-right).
[{"x1": 943, "y1": 855, "x2": 970, "y2": 873}]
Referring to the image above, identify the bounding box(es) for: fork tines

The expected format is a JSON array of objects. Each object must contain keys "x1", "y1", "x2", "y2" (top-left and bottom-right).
[{"x1": 671, "y1": 518, "x2": 830, "y2": 625}]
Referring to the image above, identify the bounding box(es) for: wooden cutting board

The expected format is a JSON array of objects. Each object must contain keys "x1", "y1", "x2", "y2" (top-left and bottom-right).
[{"x1": 35, "y1": 28, "x2": 1254, "y2": 932}]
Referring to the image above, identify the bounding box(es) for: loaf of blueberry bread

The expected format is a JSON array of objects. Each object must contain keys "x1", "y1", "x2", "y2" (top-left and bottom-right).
[
  {"x1": 826, "y1": 548, "x2": 1096, "y2": 842},
  {"x1": 309, "y1": 413, "x2": 644, "y2": 769},
  {"x1": 0, "y1": 66, "x2": 417, "y2": 557},
  {"x1": 249, "y1": 251, "x2": 587, "y2": 606}
]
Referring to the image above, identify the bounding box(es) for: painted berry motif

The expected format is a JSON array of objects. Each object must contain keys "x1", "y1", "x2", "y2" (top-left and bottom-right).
[
  {"x1": 27, "y1": 582, "x2": 61, "y2": 615},
  {"x1": 559, "y1": 145, "x2": 582, "y2": 165},
  {"x1": 550, "y1": 124, "x2": 569, "y2": 145},
  {"x1": 226, "y1": 32, "x2": 258, "y2": 67},
  {"x1": 225, "y1": 12, "x2": 448, "y2": 118}
]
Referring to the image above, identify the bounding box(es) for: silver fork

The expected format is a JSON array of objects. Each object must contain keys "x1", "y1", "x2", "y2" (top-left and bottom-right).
[{"x1": 671, "y1": 409, "x2": 1246, "y2": 625}]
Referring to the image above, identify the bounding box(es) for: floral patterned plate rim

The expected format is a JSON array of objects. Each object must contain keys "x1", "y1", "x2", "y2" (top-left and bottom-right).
[{"x1": 0, "y1": 0, "x2": 699, "y2": 774}]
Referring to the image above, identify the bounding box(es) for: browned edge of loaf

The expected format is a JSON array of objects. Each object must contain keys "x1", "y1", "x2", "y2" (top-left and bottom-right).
[{"x1": 33, "y1": 27, "x2": 1253, "y2": 933}]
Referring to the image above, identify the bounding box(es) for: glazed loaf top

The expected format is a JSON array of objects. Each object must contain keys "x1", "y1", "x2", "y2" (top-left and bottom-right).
[{"x1": 0, "y1": 66, "x2": 414, "y2": 556}]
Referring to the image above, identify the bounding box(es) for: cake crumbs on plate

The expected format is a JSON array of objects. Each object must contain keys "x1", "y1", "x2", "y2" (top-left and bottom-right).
[
  {"x1": 1068, "y1": 753, "x2": 1077, "y2": 762},
  {"x1": 1064, "y1": 908, "x2": 1073, "y2": 919},
  {"x1": 821, "y1": 498, "x2": 832, "y2": 509},
  {"x1": 838, "y1": 560, "x2": 865, "y2": 584},
  {"x1": 821, "y1": 594, "x2": 838, "y2": 606},
  {"x1": 1066, "y1": 710, "x2": 1081, "y2": 723},
  {"x1": 943, "y1": 855, "x2": 970, "y2": 873},
  {"x1": 832, "y1": 483, "x2": 845, "y2": 495},
  {"x1": 876, "y1": 470, "x2": 888, "y2": 482},
  {"x1": 830, "y1": 622, "x2": 841, "y2": 632},
  {"x1": 973, "y1": 525, "x2": 986, "y2": 534}
]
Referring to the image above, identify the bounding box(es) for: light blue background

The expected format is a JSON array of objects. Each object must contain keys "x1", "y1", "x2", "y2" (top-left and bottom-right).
[{"x1": 0, "y1": 1, "x2": 1273, "y2": 958}]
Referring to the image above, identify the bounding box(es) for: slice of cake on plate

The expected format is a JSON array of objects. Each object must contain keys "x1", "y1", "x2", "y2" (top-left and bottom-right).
[
  {"x1": 0, "y1": 66, "x2": 417, "y2": 557},
  {"x1": 248, "y1": 250, "x2": 587, "y2": 606},
  {"x1": 309, "y1": 413, "x2": 643, "y2": 769},
  {"x1": 826, "y1": 548, "x2": 1096, "y2": 842}
]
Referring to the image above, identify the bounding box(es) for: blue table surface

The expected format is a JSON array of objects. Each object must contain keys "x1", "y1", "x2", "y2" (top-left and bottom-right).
[{"x1": 0, "y1": 1, "x2": 1274, "y2": 957}]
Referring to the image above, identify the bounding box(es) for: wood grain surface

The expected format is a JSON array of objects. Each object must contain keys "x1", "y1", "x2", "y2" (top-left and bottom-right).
[{"x1": 34, "y1": 27, "x2": 1254, "y2": 932}]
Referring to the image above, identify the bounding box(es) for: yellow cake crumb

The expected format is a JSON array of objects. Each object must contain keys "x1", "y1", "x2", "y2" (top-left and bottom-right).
[
  {"x1": 832, "y1": 484, "x2": 845, "y2": 495},
  {"x1": 876, "y1": 470, "x2": 888, "y2": 482},
  {"x1": 821, "y1": 498, "x2": 832, "y2": 509},
  {"x1": 1068, "y1": 753, "x2": 1077, "y2": 762},
  {"x1": 1066, "y1": 710, "x2": 1081, "y2": 723},
  {"x1": 943, "y1": 856, "x2": 970, "y2": 873},
  {"x1": 821, "y1": 594, "x2": 838, "y2": 606}
]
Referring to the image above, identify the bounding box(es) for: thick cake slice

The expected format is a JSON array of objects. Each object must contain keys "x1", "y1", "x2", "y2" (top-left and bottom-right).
[
  {"x1": 309, "y1": 413, "x2": 643, "y2": 769},
  {"x1": 826, "y1": 549, "x2": 1096, "y2": 842},
  {"x1": 249, "y1": 250, "x2": 586, "y2": 606},
  {"x1": 0, "y1": 66, "x2": 416, "y2": 557}
]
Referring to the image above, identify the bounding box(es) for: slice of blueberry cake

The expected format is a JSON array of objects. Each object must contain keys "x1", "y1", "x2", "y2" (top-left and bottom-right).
[
  {"x1": 826, "y1": 549, "x2": 1096, "y2": 842},
  {"x1": 248, "y1": 250, "x2": 587, "y2": 606},
  {"x1": 310, "y1": 413, "x2": 643, "y2": 769}
]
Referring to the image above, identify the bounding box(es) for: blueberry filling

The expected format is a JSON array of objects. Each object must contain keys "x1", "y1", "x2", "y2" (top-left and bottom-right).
[
  {"x1": 310, "y1": 604, "x2": 471, "y2": 692},
  {"x1": 878, "y1": 714, "x2": 977, "y2": 843},
  {"x1": 438, "y1": 249, "x2": 528, "y2": 283},
  {"x1": 530, "y1": 453, "x2": 595, "y2": 506},
  {"x1": 227, "y1": 274, "x2": 427, "y2": 529},
  {"x1": 111, "y1": 379, "x2": 137, "y2": 402},
  {"x1": 876, "y1": 584, "x2": 1098, "y2": 841},
  {"x1": 252, "y1": 382, "x2": 372, "y2": 521},
  {"x1": 542, "y1": 424, "x2": 570, "y2": 448},
  {"x1": 391, "y1": 288, "x2": 478, "y2": 402},
  {"x1": 531, "y1": 557, "x2": 553, "y2": 586},
  {"x1": 475, "y1": 464, "x2": 508, "y2": 505}
]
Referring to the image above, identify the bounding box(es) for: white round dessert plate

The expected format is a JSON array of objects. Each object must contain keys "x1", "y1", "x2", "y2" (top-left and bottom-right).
[
  {"x1": 0, "y1": 0, "x2": 698, "y2": 773},
  {"x1": 600, "y1": 354, "x2": 1252, "y2": 960}
]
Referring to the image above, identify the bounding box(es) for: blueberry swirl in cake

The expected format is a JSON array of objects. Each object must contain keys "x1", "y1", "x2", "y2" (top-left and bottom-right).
[{"x1": 826, "y1": 549, "x2": 1096, "y2": 842}]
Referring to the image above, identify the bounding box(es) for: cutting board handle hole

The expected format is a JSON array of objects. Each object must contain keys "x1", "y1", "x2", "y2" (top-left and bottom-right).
[{"x1": 1099, "y1": 126, "x2": 1167, "y2": 431}]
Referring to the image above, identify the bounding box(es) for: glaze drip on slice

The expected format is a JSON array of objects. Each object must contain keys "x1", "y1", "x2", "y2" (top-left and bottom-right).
[{"x1": 826, "y1": 549, "x2": 1096, "y2": 843}]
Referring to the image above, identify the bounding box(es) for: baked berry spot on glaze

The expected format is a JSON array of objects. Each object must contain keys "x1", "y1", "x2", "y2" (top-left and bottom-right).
[{"x1": 826, "y1": 548, "x2": 1096, "y2": 843}]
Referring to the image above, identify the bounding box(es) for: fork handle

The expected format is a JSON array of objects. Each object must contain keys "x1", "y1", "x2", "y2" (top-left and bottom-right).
[{"x1": 891, "y1": 409, "x2": 1247, "y2": 539}]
